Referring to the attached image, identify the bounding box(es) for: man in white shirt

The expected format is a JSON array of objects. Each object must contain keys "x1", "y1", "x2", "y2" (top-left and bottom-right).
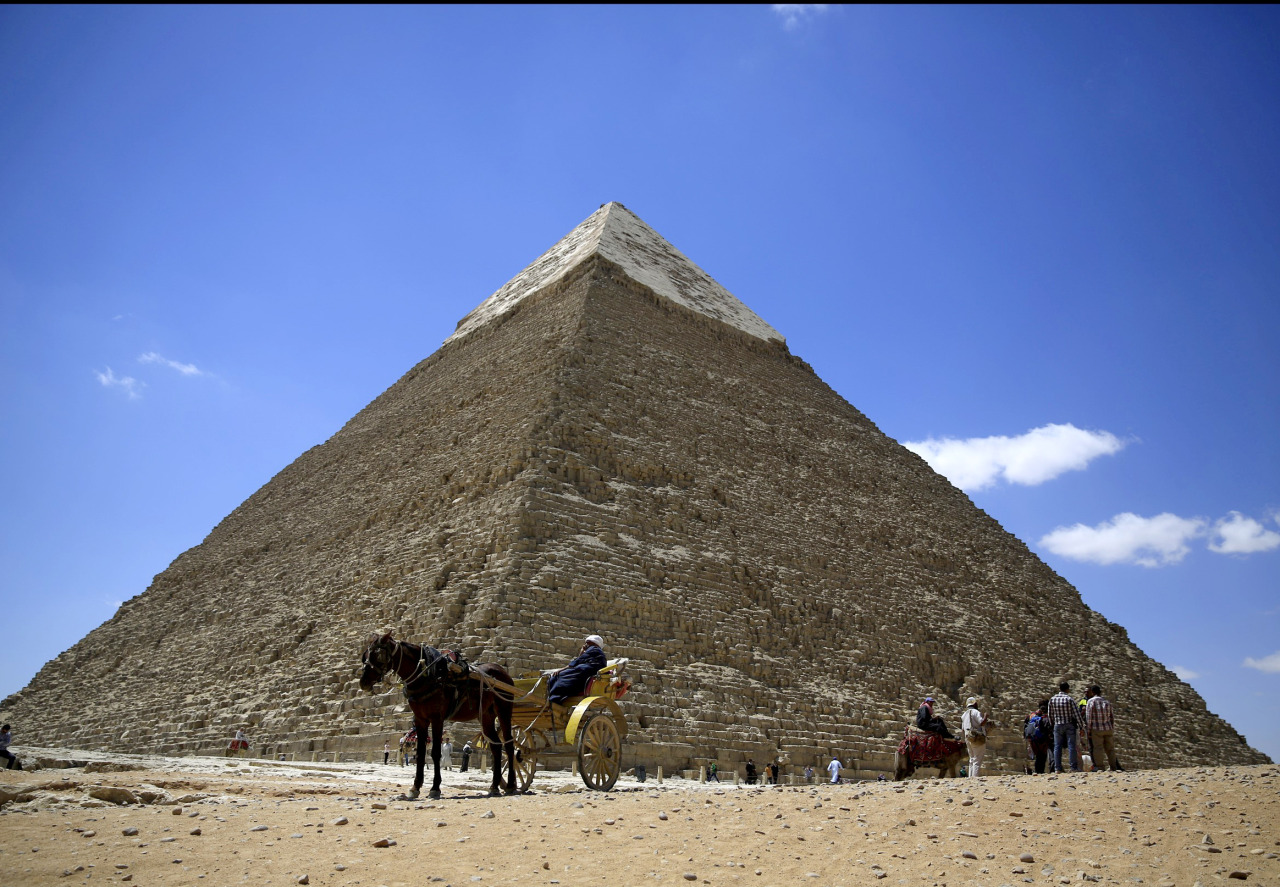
[
  {"x1": 827, "y1": 756, "x2": 842, "y2": 784},
  {"x1": 961, "y1": 697, "x2": 987, "y2": 777}
]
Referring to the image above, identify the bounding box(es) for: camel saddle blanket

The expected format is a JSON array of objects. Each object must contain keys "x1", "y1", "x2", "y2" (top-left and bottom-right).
[{"x1": 899, "y1": 728, "x2": 964, "y2": 764}]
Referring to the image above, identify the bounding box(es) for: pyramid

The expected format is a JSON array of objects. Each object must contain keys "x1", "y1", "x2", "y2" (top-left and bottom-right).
[{"x1": 3, "y1": 203, "x2": 1267, "y2": 774}]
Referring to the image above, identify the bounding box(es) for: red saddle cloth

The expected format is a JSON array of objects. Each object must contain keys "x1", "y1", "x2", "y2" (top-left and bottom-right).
[{"x1": 898, "y1": 729, "x2": 963, "y2": 764}]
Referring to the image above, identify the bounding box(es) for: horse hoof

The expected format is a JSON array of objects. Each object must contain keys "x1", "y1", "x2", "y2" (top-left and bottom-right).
[
  {"x1": 488, "y1": 788, "x2": 502, "y2": 798},
  {"x1": 428, "y1": 789, "x2": 441, "y2": 800}
]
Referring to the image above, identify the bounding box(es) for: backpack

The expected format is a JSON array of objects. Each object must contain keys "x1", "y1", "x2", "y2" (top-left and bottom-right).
[{"x1": 1024, "y1": 714, "x2": 1048, "y2": 743}]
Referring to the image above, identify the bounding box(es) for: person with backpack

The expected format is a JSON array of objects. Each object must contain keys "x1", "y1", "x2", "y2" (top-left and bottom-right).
[
  {"x1": 961, "y1": 697, "x2": 987, "y2": 777},
  {"x1": 1022, "y1": 702, "x2": 1051, "y2": 773}
]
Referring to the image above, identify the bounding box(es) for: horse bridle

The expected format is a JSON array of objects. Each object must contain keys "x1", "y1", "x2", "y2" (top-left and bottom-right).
[{"x1": 367, "y1": 639, "x2": 449, "y2": 695}]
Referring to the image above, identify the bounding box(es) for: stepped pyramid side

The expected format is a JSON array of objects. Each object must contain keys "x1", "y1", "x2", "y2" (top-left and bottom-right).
[
  {"x1": 2, "y1": 207, "x2": 1267, "y2": 773},
  {"x1": 0, "y1": 261, "x2": 603, "y2": 755}
]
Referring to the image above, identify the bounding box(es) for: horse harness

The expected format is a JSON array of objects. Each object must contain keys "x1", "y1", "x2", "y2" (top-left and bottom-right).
[{"x1": 396, "y1": 642, "x2": 473, "y2": 721}]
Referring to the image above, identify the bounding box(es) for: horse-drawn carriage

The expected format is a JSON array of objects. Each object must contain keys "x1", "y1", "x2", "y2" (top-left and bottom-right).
[
  {"x1": 359, "y1": 633, "x2": 631, "y2": 799},
  {"x1": 480, "y1": 658, "x2": 632, "y2": 792}
]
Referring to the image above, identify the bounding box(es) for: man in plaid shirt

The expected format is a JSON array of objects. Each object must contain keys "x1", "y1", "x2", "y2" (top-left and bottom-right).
[
  {"x1": 1047, "y1": 681, "x2": 1084, "y2": 772},
  {"x1": 1086, "y1": 684, "x2": 1121, "y2": 771}
]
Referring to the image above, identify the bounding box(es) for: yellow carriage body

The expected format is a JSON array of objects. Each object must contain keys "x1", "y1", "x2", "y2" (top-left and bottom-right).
[{"x1": 478, "y1": 658, "x2": 630, "y2": 792}]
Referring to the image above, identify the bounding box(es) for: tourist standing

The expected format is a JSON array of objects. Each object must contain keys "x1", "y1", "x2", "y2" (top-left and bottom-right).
[
  {"x1": 1023, "y1": 702, "x2": 1051, "y2": 774},
  {"x1": 961, "y1": 696, "x2": 987, "y2": 777},
  {"x1": 442, "y1": 738, "x2": 454, "y2": 770},
  {"x1": 745, "y1": 758, "x2": 758, "y2": 785},
  {"x1": 1085, "y1": 685, "x2": 1122, "y2": 771},
  {"x1": 1048, "y1": 682, "x2": 1083, "y2": 772},
  {"x1": 460, "y1": 741, "x2": 472, "y2": 772},
  {"x1": 383, "y1": 740, "x2": 390, "y2": 765}
]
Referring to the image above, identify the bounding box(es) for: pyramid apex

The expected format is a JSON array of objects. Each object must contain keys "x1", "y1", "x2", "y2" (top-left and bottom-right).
[{"x1": 447, "y1": 205, "x2": 784, "y2": 345}]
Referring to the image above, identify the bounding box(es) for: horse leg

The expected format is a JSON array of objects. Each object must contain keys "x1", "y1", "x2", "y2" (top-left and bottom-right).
[
  {"x1": 409, "y1": 716, "x2": 427, "y2": 800},
  {"x1": 500, "y1": 701, "x2": 517, "y2": 796},
  {"x1": 482, "y1": 712, "x2": 503, "y2": 797},
  {"x1": 429, "y1": 713, "x2": 444, "y2": 800}
]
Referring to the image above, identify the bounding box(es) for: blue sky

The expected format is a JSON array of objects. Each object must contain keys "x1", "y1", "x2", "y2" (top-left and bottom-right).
[{"x1": 2, "y1": 6, "x2": 1277, "y2": 760}]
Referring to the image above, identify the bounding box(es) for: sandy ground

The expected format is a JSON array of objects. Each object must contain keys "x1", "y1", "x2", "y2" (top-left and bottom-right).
[{"x1": 1, "y1": 748, "x2": 1276, "y2": 887}]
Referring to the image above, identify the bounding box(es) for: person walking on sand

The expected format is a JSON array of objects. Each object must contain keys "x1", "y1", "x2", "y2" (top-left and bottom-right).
[
  {"x1": 0, "y1": 724, "x2": 21, "y2": 770},
  {"x1": 827, "y1": 755, "x2": 842, "y2": 784},
  {"x1": 383, "y1": 740, "x2": 390, "y2": 766},
  {"x1": 460, "y1": 741, "x2": 472, "y2": 772},
  {"x1": 961, "y1": 696, "x2": 987, "y2": 777}
]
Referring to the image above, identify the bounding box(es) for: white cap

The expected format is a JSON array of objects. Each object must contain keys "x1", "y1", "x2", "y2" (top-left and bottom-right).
[
  {"x1": 585, "y1": 634, "x2": 604, "y2": 649},
  {"x1": 966, "y1": 696, "x2": 977, "y2": 707}
]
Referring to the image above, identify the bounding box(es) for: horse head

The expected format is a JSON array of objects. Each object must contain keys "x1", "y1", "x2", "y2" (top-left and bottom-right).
[{"x1": 360, "y1": 632, "x2": 397, "y2": 692}]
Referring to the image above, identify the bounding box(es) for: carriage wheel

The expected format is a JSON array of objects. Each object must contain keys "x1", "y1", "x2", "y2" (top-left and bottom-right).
[
  {"x1": 511, "y1": 731, "x2": 538, "y2": 793},
  {"x1": 577, "y1": 713, "x2": 621, "y2": 791}
]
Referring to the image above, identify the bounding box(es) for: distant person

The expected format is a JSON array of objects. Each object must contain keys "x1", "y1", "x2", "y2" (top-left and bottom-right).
[
  {"x1": 745, "y1": 758, "x2": 758, "y2": 785},
  {"x1": 804, "y1": 765, "x2": 814, "y2": 782},
  {"x1": 384, "y1": 740, "x2": 390, "y2": 766},
  {"x1": 460, "y1": 741, "x2": 473, "y2": 772},
  {"x1": 1022, "y1": 701, "x2": 1051, "y2": 774},
  {"x1": 827, "y1": 756, "x2": 842, "y2": 784},
  {"x1": 1048, "y1": 682, "x2": 1084, "y2": 772},
  {"x1": 0, "y1": 724, "x2": 21, "y2": 770},
  {"x1": 769, "y1": 761, "x2": 780, "y2": 784},
  {"x1": 708, "y1": 761, "x2": 719, "y2": 782},
  {"x1": 442, "y1": 738, "x2": 454, "y2": 770},
  {"x1": 548, "y1": 635, "x2": 608, "y2": 704},
  {"x1": 1085, "y1": 685, "x2": 1122, "y2": 771},
  {"x1": 916, "y1": 696, "x2": 953, "y2": 738},
  {"x1": 961, "y1": 696, "x2": 987, "y2": 777}
]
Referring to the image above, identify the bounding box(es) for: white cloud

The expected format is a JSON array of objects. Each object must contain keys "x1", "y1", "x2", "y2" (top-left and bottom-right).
[
  {"x1": 1039, "y1": 512, "x2": 1206, "y2": 567},
  {"x1": 95, "y1": 367, "x2": 143, "y2": 399},
  {"x1": 1243, "y1": 650, "x2": 1280, "y2": 674},
  {"x1": 904, "y1": 423, "x2": 1126, "y2": 492},
  {"x1": 772, "y1": 4, "x2": 829, "y2": 30},
  {"x1": 1171, "y1": 665, "x2": 1200, "y2": 681},
  {"x1": 139, "y1": 351, "x2": 205, "y2": 376},
  {"x1": 1209, "y1": 511, "x2": 1280, "y2": 555}
]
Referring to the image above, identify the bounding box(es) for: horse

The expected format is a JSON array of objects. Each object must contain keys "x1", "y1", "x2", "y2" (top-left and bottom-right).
[{"x1": 359, "y1": 632, "x2": 518, "y2": 800}]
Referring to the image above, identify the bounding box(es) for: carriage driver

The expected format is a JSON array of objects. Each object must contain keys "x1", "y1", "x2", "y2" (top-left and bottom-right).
[{"x1": 547, "y1": 635, "x2": 607, "y2": 705}]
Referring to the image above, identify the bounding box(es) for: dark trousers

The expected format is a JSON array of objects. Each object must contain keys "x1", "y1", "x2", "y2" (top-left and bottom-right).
[
  {"x1": 1033, "y1": 746, "x2": 1048, "y2": 774},
  {"x1": 1, "y1": 749, "x2": 19, "y2": 770},
  {"x1": 1053, "y1": 724, "x2": 1080, "y2": 772}
]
